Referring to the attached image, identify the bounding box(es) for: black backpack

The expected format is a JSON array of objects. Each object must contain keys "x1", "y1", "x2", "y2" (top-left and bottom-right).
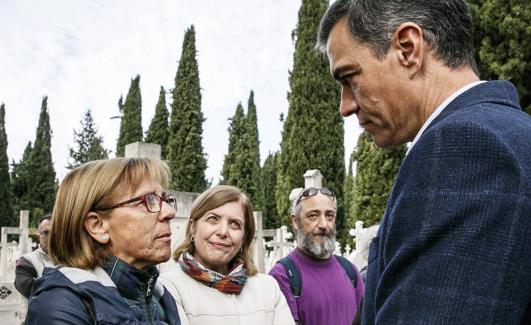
[{"x1": 277, "y1": 255, "x2": 358, "y2": 299}]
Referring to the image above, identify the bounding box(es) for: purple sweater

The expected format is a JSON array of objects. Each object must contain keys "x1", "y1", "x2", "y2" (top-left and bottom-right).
[{"x1": 269, "y1": 248, "x2": 364, "y2": 325}]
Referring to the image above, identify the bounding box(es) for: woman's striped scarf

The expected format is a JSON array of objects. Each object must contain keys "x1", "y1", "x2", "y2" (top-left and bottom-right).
[{"x1": 179, "y1": 252, "x2": 248, "y2": 295}]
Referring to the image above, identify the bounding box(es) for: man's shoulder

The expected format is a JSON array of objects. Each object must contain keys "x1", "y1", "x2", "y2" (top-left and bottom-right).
[
  {"x1": 269, "y1": 257, "x2": 290, "y2": 279},
  {"x1": 333, "y1": 255, "x2": 360, "y2": 275},
  {"x1": 16, "y1": 255, "x2": 34, "y2": 269},
  {"x1": 413, "y1": 101, "x2": 531, "y2": 162}
]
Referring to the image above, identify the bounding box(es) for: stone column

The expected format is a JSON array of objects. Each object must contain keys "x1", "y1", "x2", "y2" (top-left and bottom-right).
[
  {"x1": 253, "y1": 212, "x2": 265, "y2": 273},
  {"x1": 355, "y1": 220, "x2": 363, "y2": 251},
  {"x1": 303, "y1": 169, "x2": 323, "y2": 188},
  {"x1": 124, "y1": 142, "x2": 161, "y2": 159},
  {"x1": 18, "y1": 211, "x2": 30, "y2": 256},
  {"x1": 0, "y1": 227, "x2": 7, "y2": 281}
]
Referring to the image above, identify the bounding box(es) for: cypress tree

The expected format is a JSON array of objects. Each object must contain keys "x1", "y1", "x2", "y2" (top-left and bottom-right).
[
  {"x1": 27, "y1": 97, "x2": 56, "y2": 226},
  {"x1": 276, "y1": 0, "x2": 345, "y2": 233},
  {"x1": 117, "y1": 96, "x2": 124, "y2": 114},
  {"x1": 221, "y1": 92, "x2": 263, "y2": 208},
  {"x1": 221, "y1": 102, "x2": 245, "y2": 185},
  {"x1": 11, "y1": 142, "x2": 32, "y2": 219},
  {"x1": 67, "y1": 109, "x2": 110, "y2": 169},
  {"x1": 350, "y1": 132, "x2": 406, "y2": 227},
  {"x1": 468, "y1": 0, "x2": 530, "y2": 114},
  {"x1": 167, "y1": 25, "x2": 208, "y2": 192},
  {"x1": 243, "y1": 91, "x2": 263, "y2": 209},
  {"x1": 146, "y1": 86, "x2": 170, "y2": 159},
  {"x1": 116, "y1": 75, "x2": 143, "y2": 156},
  {"x1": 0, "y1": 103, "x2": 15, "y2": 226},
  {"x1": 262, "y1": 152, "x2": 281, "y2": 229}
]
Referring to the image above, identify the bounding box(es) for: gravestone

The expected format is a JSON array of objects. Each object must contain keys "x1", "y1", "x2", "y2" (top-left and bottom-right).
[
  {"x1": 125, "y1": 142, "x2": 161, "y2": 159},
  {"x1": 0, "y1": 210, "x2": 37, "y2": 324},
  {"x1": 348, "y1": 221, "x2": 379, "y2": 269}
]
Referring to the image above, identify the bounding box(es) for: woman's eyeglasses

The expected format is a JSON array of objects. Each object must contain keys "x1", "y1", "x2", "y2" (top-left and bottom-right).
[
  {"x1": 95, "y1": 193, "x2": 177, "y2": 213},
  {"x1": 295, "y1": 187, "x2": 335, "y2": 205}
]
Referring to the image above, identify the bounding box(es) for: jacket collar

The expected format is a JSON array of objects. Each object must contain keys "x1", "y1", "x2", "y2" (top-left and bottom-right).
[
  {"x1": 103, "y1": 255, "x2": 159, "y2": 302},
  {"x1": 425, "y1": 80, "x2": 520, "y2": 133}
]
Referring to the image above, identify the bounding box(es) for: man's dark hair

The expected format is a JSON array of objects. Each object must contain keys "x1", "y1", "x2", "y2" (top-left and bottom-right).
[
  {"x1": 38, "y1": 214, "x2": 52, "y2": 226},
  {"x1": 317, "y1": 0, "x2": 477, "y2": 71}
]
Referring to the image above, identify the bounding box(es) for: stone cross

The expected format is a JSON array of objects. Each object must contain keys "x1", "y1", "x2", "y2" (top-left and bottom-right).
[
  {"x1": 265, "y1": 226, "x2": 294, "y2": 260},
  {"x1": 289, "y1": 169, "x2": 324, "y2": 206},
  {"x1": 0, "y1": 210, "x2": 37, "y2": 282}
]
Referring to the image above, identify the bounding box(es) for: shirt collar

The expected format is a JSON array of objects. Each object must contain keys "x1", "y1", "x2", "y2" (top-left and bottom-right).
[{"x1": 406, "y1": 80, "x2": 486, "y2": 155}]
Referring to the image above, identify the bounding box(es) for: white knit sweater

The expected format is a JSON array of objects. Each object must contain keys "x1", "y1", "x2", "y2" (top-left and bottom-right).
[{"x1": 160, "y1": 265, "x2": 295, "y2": 325}]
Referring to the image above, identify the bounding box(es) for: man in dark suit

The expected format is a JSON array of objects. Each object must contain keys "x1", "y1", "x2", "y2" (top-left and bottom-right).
[{"x1": 317, "y1": 0, "x2": 531, "y2": 324}]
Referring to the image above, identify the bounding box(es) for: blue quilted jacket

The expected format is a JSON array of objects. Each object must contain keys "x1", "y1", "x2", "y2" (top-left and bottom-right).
[{"x1": 25, "y1": 259, "x2": 181, "y2": 325}]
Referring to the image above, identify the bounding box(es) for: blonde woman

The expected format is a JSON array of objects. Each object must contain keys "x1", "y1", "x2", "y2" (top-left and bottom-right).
[
  {"x1": 161, "y1": 185, "x2": 294, "y2": 325},
  {"x1": 26, "y1": 158, "x2": 182, "y2": 325}
]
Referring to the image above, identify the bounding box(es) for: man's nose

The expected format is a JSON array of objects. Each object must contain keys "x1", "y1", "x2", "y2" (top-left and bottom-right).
[
  {"x1": 317, "y1": 215, "x2": 328, "y2": 229},
  {"x1": 339, "y1": 86, "x2": 358, "y2": 117}
]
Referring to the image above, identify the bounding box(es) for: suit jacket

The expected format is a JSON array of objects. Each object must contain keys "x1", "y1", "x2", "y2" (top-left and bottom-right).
[{"x1": 362, "y1": 81, "x2": 531, "y2": 325}]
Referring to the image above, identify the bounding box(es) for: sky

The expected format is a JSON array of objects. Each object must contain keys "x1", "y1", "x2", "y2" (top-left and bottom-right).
[{"x1": 0, "y1": 0, "x2": 362, "y2": 184}]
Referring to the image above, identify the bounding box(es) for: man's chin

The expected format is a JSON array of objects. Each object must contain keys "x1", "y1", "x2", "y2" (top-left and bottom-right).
[
  {"x1": 311, "y1": 239, "x2": 326, "y2": 247},
  {"x1": 311, "y1": 234, "x2": 332, "y2": 244}
]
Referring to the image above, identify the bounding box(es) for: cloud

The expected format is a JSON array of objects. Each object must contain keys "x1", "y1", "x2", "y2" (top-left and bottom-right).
[{"x1": 1, "y1": 0, "x2": 361, "y2": 184}]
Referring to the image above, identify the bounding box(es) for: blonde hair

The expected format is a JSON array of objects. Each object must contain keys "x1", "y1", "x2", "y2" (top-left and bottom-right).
[
  {"x1": 49, "y1": 157, "x2": 170, "y2": 269},
  {"x1": 173, "y1": 185, "x2": 257, "y2": 276}
]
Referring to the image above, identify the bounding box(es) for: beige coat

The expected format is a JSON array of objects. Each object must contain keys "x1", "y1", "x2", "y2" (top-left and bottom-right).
[{"x1": 160, "y1": 265, "x2": 295, "y2": 325}]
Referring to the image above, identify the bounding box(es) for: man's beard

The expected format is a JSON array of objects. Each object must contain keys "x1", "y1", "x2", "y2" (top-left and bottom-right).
[{"x1": 296, "y1": 227, "x2": 336, "y2": 259}]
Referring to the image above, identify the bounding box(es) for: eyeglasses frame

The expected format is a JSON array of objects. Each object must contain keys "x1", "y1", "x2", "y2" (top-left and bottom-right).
[{"x1": 94, "y1": 192, "x2": 177, "y2": 213}]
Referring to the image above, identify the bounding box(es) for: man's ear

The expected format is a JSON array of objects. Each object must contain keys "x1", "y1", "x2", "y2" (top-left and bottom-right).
[
  {"x1": 84, "y1": 212, "x2": 109, "y2": 244},
  {"x1": 290, "y1": 214, "x2": 299, "y2": 230},
  {"x1": 391, "y1": 22, "x2": 424, "y2": 76}
]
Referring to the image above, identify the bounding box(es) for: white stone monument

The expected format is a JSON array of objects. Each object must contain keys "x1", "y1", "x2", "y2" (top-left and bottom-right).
[
  {"x1": 125, "y1": 142, "x2": 161, "y2": 159},
  {"x1": 0, "y1": 210, "x2": 38, "y2": 324}
]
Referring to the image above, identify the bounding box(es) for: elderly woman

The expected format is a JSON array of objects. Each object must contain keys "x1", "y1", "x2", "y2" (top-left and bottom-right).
[
  {"x1": 26, "y1": 158, "x2": 182, "y2": 325},
  {"x1": 160, "y1": 185, "x2": 294, "y2": 325}
]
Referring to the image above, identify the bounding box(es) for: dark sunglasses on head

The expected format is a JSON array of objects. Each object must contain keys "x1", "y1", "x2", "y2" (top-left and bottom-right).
[{"x1": 295, "y1": 187, "x2": 335, "y2": 205}]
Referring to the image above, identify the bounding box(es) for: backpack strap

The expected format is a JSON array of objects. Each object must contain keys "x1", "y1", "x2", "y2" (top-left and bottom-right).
[
  {"x1": 277, "y1": 256, "x2": 301, "y2": 298},
  {"x1": 334, "y1": 255, "x2": 357, "y2": 288}
]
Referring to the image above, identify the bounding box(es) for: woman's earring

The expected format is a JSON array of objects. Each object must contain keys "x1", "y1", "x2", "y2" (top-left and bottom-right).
[
  {"x1": 102, "y1": 234, "x2": 109, "y2": 242},
  {"x1": 191, "y1": 235, "x2": 194, "y2": 242},
  {"x1": 239, "y1": 247, "x2": 243, "y2": 254}
]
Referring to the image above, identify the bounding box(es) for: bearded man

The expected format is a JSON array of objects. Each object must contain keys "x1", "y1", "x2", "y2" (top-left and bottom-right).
[{"x1": 270, "y1": 187, "x2": 365, "y2": 325}]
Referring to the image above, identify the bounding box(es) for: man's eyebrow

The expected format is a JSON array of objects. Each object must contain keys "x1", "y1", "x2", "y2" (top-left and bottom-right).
[
  {"x1": 332, "y1": 63, "x2": 360, "y2": 81},
  {"x1": 305, "y1": 209, "x2": 335, "y2": 214}
]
